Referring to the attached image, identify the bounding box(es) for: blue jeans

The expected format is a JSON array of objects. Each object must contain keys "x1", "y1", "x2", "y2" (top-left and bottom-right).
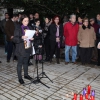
[{"x1": 65, "y1": 45, "x2": 77, "y2": 62}]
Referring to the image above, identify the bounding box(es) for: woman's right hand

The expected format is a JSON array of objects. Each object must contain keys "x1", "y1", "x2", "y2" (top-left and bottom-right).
[
  {"x1": 56, "y1": 38, "x2": 60, "y2": 42},
  {"x1": 22, "y1": 36, "x2": 28, "y2": 39}
]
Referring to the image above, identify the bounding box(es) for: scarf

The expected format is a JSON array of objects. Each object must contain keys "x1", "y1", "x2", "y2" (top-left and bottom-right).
[
  {"x1": 21, "y1": 25, "x2": 29, "y2": 35},
  {"x1": 56, "y1": 25, "x2": 60, "y2": 48},
  {"x1": 82, "y1": 25, "x2": 91, "y2": 30}
]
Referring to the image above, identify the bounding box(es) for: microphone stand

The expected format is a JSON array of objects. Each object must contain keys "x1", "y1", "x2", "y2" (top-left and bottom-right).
[{"x1": 24, "y1": 32, "x2": 53, "y2": 88}]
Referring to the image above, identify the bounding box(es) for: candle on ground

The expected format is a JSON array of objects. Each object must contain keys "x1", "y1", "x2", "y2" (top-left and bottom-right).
[
  {"x1": 90, "y1": 95, "x2": 95, "y2": 100},
  {"x1": 87, "y1": 85, "x2": 91, "y2": 94},
  {"x1": 80, "y1": 94, "x2": 83, "y2": 100},
  {"x1": 83, "y1": 88, "x2": 86, "y2": 96},
  {"x1": 91, "y1": 90, "x2": 95, "y2": 97},
  {"x1": 74, "y1": 93, "x2": 77, "y2": 100},
  {"x1": 85, "y1": 93, "x2": 88, "y2": 99}
]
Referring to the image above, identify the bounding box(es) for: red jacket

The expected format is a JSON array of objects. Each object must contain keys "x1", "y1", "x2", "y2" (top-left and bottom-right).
[{"x1": 64, "y1": 22, "x2": 79, "y2": 46}]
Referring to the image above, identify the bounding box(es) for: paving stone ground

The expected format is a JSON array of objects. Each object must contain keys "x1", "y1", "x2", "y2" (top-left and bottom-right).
[{"x1": 0, "y1": 47, "x2": 100, "y2": 100}]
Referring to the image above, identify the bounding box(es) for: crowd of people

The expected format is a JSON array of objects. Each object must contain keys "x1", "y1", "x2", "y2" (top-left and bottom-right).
[{"x1": 0, "y1": 12, "x2": 100, "y2": 84}]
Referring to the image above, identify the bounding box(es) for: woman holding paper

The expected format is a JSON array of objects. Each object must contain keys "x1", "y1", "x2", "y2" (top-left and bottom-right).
[
  {"x1": 13, "y1": 15, "x2": 33, "y2": 84},
  {"x1": 78, "y1": 18, "x2": 96, "y2": 65}
]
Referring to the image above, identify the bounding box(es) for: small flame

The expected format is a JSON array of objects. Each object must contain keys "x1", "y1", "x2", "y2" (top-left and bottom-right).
[
  {"x1": 71, "y1": 92, "x2": 74, "y2": 95},
  {"x1": 66, "y1": 94, "x2": 69, "y2": 98}
]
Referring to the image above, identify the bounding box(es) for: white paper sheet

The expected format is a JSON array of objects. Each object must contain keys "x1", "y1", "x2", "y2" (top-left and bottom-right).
[
  {"x1": 32, "y1": 46, "x2": 35, "y2": 55},
  {"x1": 32, "y1": 43, "x2": 35, "y2": 55},
  {"x1": 25, "y1": 30, "x2": 35, "y2": 39},
  {"x1": 24, "y1": 30, "x2": 35, "y2": 49}
]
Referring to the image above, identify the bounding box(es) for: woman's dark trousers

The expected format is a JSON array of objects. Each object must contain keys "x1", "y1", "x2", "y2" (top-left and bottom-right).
[
  {"x1": 80, "y1": 47, "x2": 93, "y2": 64},
  {"x1": 50, "y1": 40, "x2": 60, "y2": 60},
  {"x1": 17, "y1": 56, "x2": 30, "y2": 80}
]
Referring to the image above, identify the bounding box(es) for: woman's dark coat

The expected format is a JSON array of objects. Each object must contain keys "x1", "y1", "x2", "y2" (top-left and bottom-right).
[
  {"x1": 12, "y1": 26, "x2": 32, "y2": 57},
  {"x1": 49, "y1": 23, "x2": 63, "y2": 43}
]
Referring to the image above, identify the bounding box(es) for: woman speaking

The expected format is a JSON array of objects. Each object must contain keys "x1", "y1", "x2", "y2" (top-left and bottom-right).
[{"x1": 13, "y1": 15, "x2": 33, "y2": 84}]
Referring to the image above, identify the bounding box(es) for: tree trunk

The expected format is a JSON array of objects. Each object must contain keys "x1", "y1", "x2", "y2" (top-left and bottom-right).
[{"x1": 7, "y1": 8, "x2": 13, "y2": 18}]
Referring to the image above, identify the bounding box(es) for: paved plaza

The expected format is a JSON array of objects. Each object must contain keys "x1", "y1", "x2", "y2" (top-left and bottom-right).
[{"x1": 0, "y1": 47, "x2": 100, "y2": 100}]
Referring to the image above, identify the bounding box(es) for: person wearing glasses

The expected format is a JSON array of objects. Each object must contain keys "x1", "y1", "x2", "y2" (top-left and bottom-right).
[{"x1": 78, "y1": 18, "x2": 96, "y2": 65}]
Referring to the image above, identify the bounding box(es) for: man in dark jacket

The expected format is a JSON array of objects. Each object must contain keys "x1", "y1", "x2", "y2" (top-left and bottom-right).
[
  {"x1": 5, "y1": 17, "x2": 15, "y2": 62},
  {"x1": 0, "y1": 13, "x2": 10, "y2": 54}
]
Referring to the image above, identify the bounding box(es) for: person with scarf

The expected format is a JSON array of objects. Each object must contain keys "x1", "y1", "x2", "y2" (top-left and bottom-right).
[
  {"x1": 49, "y1": 16, "x2": 63, "y2": 64},
  {"x1": 12, "y1": 15, "x2": 33, "y2": 84},
  {"x1": 78, "y1": 18, "x2": 96, "y2": 65}
]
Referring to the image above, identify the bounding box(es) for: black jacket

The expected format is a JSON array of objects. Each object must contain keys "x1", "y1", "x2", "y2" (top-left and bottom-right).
[
  {"x1": 29, "y1": 19, "x2": 35, "y2": 29},
  {"x1": 49, "y1": 23, "x2": 63, "y2": 43},
  {"x1": 33, "y1": 33, "x2": 43, "y2": 54},
  {"x1": 43, "y1": 22, "x2": 51, "y2": 39},
  {"x1": 96, "y1": 27, "x2": 100, "y2": 45},
  {"x1": 12, "y1": 25, "x2": 32, "y2": 57}
]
